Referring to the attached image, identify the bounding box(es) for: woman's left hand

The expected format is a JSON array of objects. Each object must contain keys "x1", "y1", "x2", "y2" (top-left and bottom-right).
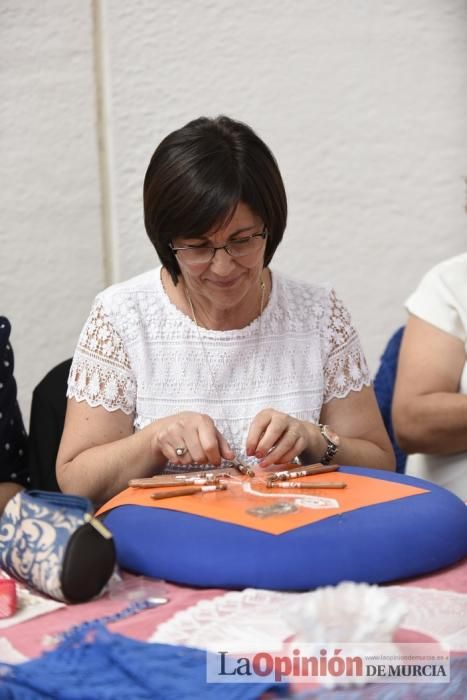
[{"x1": 246, "y1": 409, "x2": 314, "y2": 468}]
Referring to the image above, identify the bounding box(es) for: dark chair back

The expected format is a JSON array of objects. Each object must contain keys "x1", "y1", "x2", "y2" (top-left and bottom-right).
[
  {"x1": 373, "y1": 327, "x2": 407, "y2": 473},
  {"x1": 28, "y1": 359, "x2": 72, "y2": 491}
]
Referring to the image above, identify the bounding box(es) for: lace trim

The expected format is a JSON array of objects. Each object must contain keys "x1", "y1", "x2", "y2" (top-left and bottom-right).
[
  {"x1": 323, "y1": 290, "x2": 371, "y2": 402},
  {"x1": 150, "y1": 585, "x2": 467, "y2": 653},
  {"x1": 67, "y1": 302, "x2": 136, "y2": 414}
]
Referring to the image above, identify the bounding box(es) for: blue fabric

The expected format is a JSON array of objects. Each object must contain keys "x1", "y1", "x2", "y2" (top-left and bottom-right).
[
  {"x1": 373, "y1": 326, "x2": 407, "y2": 473},
  {"x1": 0, "y1": 626, "x2": 288, "y2": 699},
  {"x1": 103, "y1": 467, "x2": 467, "y2": 590}
]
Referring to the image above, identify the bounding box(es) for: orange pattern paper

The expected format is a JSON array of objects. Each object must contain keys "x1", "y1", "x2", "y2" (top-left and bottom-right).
[{"x1": 97, "y1": 470, "x2": 429, "y2": 535}]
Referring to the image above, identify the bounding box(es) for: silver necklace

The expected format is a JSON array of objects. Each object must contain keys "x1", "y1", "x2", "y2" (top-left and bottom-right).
[{"x1": 184, "y1": 275, "x2": 266, "y2": 473}]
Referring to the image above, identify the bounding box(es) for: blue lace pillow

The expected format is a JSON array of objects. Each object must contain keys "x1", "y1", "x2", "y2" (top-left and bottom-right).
[{"x1": 103, "y1": 468, "x2": 467, "y2": 590}]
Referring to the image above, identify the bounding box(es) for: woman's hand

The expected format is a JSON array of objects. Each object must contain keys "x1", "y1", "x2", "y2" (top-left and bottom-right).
[
  {"x1": 149, "y1": 411, "x2": 235, "y2": 466},
  {"x1": 57, "y1": 402, "x2": 237, "y2": 505},
  {"x1": 246, "y1": 409, "x2": 317, "y2": 468}
]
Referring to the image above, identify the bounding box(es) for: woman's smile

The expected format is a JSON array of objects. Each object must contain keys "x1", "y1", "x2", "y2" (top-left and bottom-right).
[{"x1": 203, "y1": 274, "x2": 244, "y2": 289}]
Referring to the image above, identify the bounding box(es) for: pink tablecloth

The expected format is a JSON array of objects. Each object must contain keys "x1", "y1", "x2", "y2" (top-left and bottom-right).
[{"x1": 2, "y1": 557, "x2": 467, "y2": 661}]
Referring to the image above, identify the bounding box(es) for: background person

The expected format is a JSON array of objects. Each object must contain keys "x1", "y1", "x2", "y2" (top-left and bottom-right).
[
  {"x1": 393, "y1": 253, "x2": 467, "y2": 500},
  {"x1": 57, "y1": 116, "x2": 394, "y2": 506},
  {"x1": 0, "y1": 316, "x2": 30, "y2": 513}
]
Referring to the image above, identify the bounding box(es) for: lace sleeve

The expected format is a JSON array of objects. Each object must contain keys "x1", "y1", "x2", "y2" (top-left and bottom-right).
[
  {"x1": 67, "y1": 302, "x2": 136, "y2": 414},
  {"x1": 322, "y1": 289, "x2": 371, "y2": 403}
]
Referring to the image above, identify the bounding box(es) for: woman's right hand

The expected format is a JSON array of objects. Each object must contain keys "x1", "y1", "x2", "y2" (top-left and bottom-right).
[
  {"x1": 148, "y1": 411, "x2": 235, "y2": 466},
  {"x1": 58, "y1": 402, "x2": 235, "y2": 504}
]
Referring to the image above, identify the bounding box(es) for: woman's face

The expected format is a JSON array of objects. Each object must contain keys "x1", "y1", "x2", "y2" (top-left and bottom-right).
[{"x1": 173, "y1": 202, "x2": 267, "y2": 317}]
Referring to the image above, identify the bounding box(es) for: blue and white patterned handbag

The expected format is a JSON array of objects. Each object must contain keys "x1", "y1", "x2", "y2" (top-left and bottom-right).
[{"x1": 0, "y1": 490, "x2": 116, "y2": 603}]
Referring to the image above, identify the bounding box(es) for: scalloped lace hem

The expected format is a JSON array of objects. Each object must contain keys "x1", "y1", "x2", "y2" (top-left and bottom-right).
[
  {"x1": 323, "y1": 376, "x2": 372, "y2": 403},
  {"x1": 66, "y1": 389, "x2": 134, "y2": 416}
]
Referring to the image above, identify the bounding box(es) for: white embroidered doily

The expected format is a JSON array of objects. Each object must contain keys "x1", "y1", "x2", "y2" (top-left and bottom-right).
[
  {"x1": 150, "y1": 584, "x2": 467, "y2": 653},
  {"x1": 0, "y1": 637, "x2": 29, "y2": 664},
  {"x1": 0, "y1": 638, "x2": 28, "y2": 664},
  {"x1": 0, "y1": 584, "x2": 64, "y2": 630},
  {"x1": 150, "y1": 588, "x2": 294, "y2": 652},
  {"x1": 387, "y1": 585, "x2": 467, "y2": 649}
]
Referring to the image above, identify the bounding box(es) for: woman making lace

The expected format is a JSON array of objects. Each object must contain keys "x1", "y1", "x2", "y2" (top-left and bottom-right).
[{"x1": 57, "y1": 116, "x2": 395, "y2": 505}]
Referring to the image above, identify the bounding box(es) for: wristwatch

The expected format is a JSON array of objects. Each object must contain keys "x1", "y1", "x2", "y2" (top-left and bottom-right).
[{"x1": 318, "y1": 424, "x2": 340, "y2": 465}]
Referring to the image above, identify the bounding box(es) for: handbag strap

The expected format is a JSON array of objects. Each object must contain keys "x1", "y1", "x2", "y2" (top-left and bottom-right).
[{"x1": 26, "y1": 490, "x2": 93, "y2": 514}]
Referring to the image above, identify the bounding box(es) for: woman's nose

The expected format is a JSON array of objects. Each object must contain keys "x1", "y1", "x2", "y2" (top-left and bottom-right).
[{"x1": 209, "y1": 247, "x2": 237, "y2": 275}]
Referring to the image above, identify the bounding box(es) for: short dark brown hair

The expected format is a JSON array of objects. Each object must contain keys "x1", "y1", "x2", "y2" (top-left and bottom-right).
[{"x1": 143, "y1": 115, "x2": 287, "y2": 284}]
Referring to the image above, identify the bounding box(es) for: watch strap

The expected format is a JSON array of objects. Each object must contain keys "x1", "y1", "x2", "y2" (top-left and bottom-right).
[{"x1": 318, "y1": 423, "x2": 338, "y2": 465}]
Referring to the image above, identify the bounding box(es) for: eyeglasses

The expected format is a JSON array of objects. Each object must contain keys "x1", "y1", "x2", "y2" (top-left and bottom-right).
[{"x1": 170, "y1": 230, "x2": 268, "y2": 266}]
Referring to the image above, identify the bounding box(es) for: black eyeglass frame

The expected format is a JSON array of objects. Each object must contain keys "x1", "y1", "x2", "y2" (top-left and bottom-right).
[{"x1": 169, "y1": 230, "x2": 269, "y2": 263}]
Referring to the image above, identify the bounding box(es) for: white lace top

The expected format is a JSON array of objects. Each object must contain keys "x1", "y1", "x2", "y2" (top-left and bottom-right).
[{"x1": 67, "y1": 267, "x2": 370, "y2": 465}]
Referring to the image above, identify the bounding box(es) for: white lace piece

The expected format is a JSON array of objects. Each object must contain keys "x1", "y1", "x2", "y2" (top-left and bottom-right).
[
  {"x1": 149, "y1": 584, "x2": 467, "y2": 653},
  {"x1": 324, "y1": 291, "x2": 370, "y2": 401},
  {"x1": 150, "y1": 588, "x2": 294, "y2": 652},
  {"x1": 67, "y1": 268, "x2": 370, "y2": 463},
  {"x1": 242, "y1": 481, "x2": 339, "y2": 509},
  {"x1": 387, "y1": 585, "x2": 467, "y2": 649},
  {"x1": 0, "y1": 637, "x2": 28, "y2": 664},
  {"x1": 286, "y1": 581, "x2": 407, "y2": 644},
  {"x1": 67, "y1": 302, "x2": 136, "y2": 414},
  {"x1": 0, "y1": 584, "x2": 64, "y2": 630}
]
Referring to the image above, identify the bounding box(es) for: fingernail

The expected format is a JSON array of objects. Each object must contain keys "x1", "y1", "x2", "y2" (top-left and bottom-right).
[
  {"x1": 258, "y1": 460, "x2": 268, "y2": 468},
  {"x1": 255, "y1": 451, "x2": 264, "y2": 459},
  {"x1": 246, "y1": 448, "x2": 253, "y2": 457}
]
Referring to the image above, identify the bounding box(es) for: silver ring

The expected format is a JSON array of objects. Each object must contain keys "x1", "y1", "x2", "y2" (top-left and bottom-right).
[{"x1": 175, "y1": 446, "x2": 187, "y2": 457}]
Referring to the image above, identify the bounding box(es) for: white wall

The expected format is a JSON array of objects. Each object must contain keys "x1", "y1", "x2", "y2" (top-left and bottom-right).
[
  {"x1": 1, "y1": 1, "x2": 104, "y2": 422},
  {"x1": 2, "y1": 0, "x2": 466, "y2": 424}
]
